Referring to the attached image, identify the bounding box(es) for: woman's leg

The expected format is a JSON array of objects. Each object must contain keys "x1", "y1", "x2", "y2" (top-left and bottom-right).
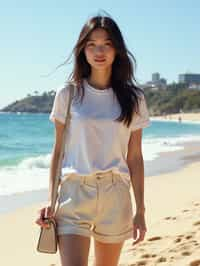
[
  {"x1": 93, "y1": 239, "x2": 124, "y2": 266},
  {"x1": 58, "y1": 234, "x2": 91, "y2": 266}
]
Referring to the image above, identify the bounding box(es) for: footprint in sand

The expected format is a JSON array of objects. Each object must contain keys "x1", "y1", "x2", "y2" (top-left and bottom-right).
[
  {"x1": 135, "y1": 260, "x2": 147, "y2": 266},
  {"x1": 194, "y1": 203, "x2": 200, "y2": 206},
  {"x1": 182, "y1": 209, "x2": 190, "y2": 212},
  {"x1": 174, "y1": 237, "x2": 182, "y2": 243},
  {"x1": 181, "y1": 251, "x2": 192, "y2": 256},
  {"x1": 156, "y1": 256, "x2": 167, "y2": 263},
  {"x1": 185, "y1": 234, "x2": 193, "y2": 240},
  {"x1": 193, "y1": 220, "x2": 200, "y2": 226},
  {"x1": 189, "y1": 259, "x2": 200, "y2": 266},
  {"x1": 164, "y1": 216, "x2": 177, "y2": 220},
  {"x1": 147, "y1": 236, "x2": 162, "y2": 241},
  {"x1": 140, "y1": 253, "x2": 157, "y2": 259},
  {"x1": 140, "y1": 253, "x2": 151, "y2": 259},
  {"x1": 174, "y1": 232, "x2": 194, "y2": 243}
]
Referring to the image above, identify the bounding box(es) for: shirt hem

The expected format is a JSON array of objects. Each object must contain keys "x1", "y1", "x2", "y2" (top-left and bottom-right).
[
  {"x1": 131, "y1": 119, "x2": 151, "y2": 132},
  {"x1": 49, "y1": 114, "x2": 65, "y2": 124}
]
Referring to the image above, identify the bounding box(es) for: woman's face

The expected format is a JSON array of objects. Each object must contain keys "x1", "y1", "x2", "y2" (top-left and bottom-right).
[{"x1": 84, "y1": 28, "x2": 116, "y2": 71}]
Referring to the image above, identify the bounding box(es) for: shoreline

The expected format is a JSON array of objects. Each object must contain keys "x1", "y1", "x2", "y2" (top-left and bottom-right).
[
  {"x1": 145, "y1": 139, "x2": 200, "y2": 177},
  {"x1": 1, "y1": 139, "x2": 200, "y2": 216},
  {"x1": 150, "y1": 112, "x2": 200, "y2": 123}
]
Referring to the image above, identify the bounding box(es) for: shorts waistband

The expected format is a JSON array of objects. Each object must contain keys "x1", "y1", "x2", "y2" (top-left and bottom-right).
[{"x1": 60, "y1": 170, "x2": 120, "y2": 185}]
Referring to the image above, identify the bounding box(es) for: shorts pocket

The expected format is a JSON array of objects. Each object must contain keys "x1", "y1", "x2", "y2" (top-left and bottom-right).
[
  {"x1": 56, "y1": 177, "x2": 81, "y2": 212},
  {"x1": 115, "y1": 178, "x2": 133, "y2": 214},
  {"x1": 115, "y1": 176, "x2": 131, "y2": 191},
  {"x1": 81, "y1": 177, "x2": 97, "y2": 189},
  {"x1": 97, "y1": 176, "x2": 133, "y2": 234}
]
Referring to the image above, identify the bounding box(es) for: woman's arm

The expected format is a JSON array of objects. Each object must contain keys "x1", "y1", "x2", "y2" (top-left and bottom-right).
[
  {"x1": 48, "y1": 119, "x2": 65, "y2": 204},
  {"x1": 35, "y1": 119, "x2": 65, "y2": 227},
  {"x1": 126, "y1": 128, "x2": 145, "y2": 215}
]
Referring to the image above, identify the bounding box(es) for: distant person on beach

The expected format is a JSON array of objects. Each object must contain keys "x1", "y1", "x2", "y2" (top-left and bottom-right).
[{"x1": 36, "y1": 13, "x2": 151, "y2": 266}]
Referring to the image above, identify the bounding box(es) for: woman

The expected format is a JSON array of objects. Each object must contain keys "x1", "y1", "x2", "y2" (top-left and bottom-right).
[{"x1": 36, "y1": 14, "x2": 151, "y2": 266}]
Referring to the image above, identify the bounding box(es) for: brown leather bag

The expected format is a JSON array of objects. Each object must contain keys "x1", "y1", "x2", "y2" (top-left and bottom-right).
[{"x1": 37, "y1": 83, "x2": 74, "y2": 254}]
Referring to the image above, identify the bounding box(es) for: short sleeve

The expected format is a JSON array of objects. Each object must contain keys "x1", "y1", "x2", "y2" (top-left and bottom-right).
[
  {"x1": 49, "y1": 86, "x2": 70, "y2": 124},
  {"x1": 130, "y1": 94, "x2": 151, "y2": 132}
]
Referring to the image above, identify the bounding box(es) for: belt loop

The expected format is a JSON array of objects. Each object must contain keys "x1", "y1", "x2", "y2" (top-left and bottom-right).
[
  {"x1": 111, "y1": 171, "x2": 115, "y2": 185},
  {"x1": 80, "y1": 175, "x2": 85, "y2": 186}
]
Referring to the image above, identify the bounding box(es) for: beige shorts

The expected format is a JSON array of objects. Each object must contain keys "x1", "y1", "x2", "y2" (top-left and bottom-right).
[{"x1": 55, "y1": 171, "x2": 133, "y2": 243}]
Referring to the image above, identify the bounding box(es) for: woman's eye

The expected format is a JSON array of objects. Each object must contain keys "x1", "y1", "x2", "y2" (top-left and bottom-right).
[
  {"x1": 87, "y1": 43, "x2": 95, "y2": 47},
  {"x1": 105, "y1": 42, "x2": 112, "y2": 46}
]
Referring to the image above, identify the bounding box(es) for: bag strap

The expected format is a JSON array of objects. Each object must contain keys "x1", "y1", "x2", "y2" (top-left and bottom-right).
[{"x1": 50, "y1": 83, "x2": 75, "y2": 213}]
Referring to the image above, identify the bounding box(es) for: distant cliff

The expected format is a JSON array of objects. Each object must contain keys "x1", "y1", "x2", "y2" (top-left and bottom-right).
[
  {"x1": 1, "y1": 91, "x2": 55, "y2": 113},
  {"x1": 1, "y1": 84, "x2": 200, "y2": 115}
]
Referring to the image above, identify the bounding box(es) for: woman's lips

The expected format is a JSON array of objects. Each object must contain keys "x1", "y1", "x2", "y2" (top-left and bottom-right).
[{"x1": 94, "y1": 58, "x2": 106, "y2": 62}]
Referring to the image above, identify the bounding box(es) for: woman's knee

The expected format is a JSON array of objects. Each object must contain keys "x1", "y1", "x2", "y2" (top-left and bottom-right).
[
  {"x1": 58, "y1": 234, "x2": 91, "y2": 266},
  {"x1": 93, "y1": 240, "x2": 124, "y2": 266}
]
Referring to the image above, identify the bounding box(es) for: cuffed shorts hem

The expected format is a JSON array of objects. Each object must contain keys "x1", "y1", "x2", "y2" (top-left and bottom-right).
[
  {"x1": 57, "y1": 226, "x2": 133, "y2": 244},
  {"x1": 92, "y1": 228, "x2": 133, "y2": 243}
]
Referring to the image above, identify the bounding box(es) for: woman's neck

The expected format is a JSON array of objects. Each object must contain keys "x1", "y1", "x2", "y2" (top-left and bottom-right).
[{"x1": 87, "y1": 68, "x2": 112, "y2": 90}]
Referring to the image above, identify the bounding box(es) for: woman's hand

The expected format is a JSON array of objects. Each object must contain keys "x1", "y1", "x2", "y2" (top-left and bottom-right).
[
  {"x1": 132, "y1": 212, "x2": 147, "y2": 245},
  {"x1": 35, "y1": 206, "x2": 54, "y2": 228}
]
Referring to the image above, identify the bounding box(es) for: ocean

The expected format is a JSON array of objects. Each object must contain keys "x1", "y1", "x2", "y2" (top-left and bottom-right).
[{"x1": 1, "y1": 112, "x2": 200, "y2": 197}]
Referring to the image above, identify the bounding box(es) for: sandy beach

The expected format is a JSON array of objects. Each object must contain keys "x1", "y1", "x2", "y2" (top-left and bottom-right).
[
  {"x1": 151, "y1": 112, "x2": 200, "y2": 123},
  {"x1": 0, "y1": 160, "x2": 200, "y2": 265},
  {"x1": 0, "y1": 113, "x2": 200, "y2": 266}
]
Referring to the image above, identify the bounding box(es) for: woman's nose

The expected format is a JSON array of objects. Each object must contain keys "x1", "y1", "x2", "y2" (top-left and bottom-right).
[{"x1": 94, "y1": 45, "x2": 105, "y2": 54}]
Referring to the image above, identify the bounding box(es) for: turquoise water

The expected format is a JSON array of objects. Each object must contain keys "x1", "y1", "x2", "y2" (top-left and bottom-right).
[
  {"x1": 0, "y1": 113, "x2": 53, "y2": 166},
  {"x1": 0, "y1": 112, "x2": 200, "y2": 195}
]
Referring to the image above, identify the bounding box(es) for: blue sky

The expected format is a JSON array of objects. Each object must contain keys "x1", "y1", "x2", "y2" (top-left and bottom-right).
[{"x1": 0, "y1": 0, "x2": 200, "y2": 109}]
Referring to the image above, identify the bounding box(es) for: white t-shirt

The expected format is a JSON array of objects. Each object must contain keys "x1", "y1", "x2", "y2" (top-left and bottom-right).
[{"x1": 49, "y1": 79, "x2": 151, "y2": 184}]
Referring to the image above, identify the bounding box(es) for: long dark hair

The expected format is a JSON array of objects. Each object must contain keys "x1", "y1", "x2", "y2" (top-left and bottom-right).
[{"x1": 60, "y1": 15, "x2": 144, "y2": 128}]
